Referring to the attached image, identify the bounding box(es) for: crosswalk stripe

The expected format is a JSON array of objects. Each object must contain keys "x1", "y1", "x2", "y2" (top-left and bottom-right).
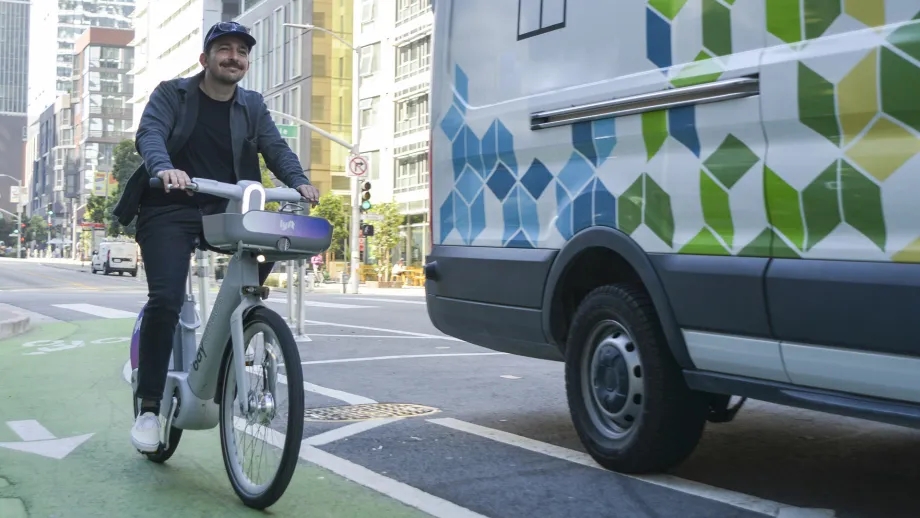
[{"x1": 52, "y1": 304, "x2": 137, "y2": 319}]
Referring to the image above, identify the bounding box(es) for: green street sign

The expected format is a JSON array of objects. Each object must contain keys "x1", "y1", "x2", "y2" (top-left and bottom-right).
[{"x1": 277, "y1": 124, "x2": 298, "y2": 138}]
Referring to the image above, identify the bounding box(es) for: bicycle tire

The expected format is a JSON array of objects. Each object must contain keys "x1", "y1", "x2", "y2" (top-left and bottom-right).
[
  {"x1": 218, "y1": 306, "x2": 304, "y2": 510},
  {"x1": 132, "y1": 391, "x2": 183, "y2": 463}
]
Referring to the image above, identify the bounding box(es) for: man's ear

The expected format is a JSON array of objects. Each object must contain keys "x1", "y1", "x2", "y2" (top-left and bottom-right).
[{"x1": 199, "y1": 52, "x2": 207, "y2": 68}]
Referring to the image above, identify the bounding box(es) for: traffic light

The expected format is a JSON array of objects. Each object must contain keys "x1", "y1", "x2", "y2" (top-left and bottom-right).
[
  {"x1": 360, "y1": 181, "x2": 371, "y2": 211},
  {"x1": 361, "y1": 224, "x2": 374, "y2": 237},
  {"x1": 46, "y1": 203, "x2": 53, "y2": 216}
]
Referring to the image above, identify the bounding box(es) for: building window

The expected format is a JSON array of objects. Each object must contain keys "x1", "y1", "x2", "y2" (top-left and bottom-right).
[
  {"x1": 396, "y1": 0, "x2": 431, "y2": 26},
  {"x1": 359, "y1": 96, "x2": 379, "y2": 128},
  {"x1": 310, "y1": 136, "x2": 323, "y2": 163},
  {"x1": 290, "y1": 0, "x2": 303, "y2": 78},
  {"x1": 395, "y1": 36, "x2": 430, "y2": 81},
  {"x1": 359, "y1": 43, "x2": 380, "y2": 77},
  {"x1": 312, "y1": 95, "x2": 326, "y2": 121},
  {"x1": 361, "y1": 0, "x2": 376, "y2": 26},
  {"x1": 394, "y1": 94, "x2": 429, "y2": 137},
  {"x1": 517, "y1": 0, "x2": 567, "y2": 40},
  {"x1": 394, "y1": 152, "x2": 428, "y2": 193},
  {"x1": 272, "y1": 7, "x2": 285, "y2": 86}
]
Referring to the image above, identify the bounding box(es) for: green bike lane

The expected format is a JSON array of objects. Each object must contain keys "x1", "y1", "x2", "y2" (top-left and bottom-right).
[{"x1": 0, "y1": 318, "x2": 431, "y2": 518}]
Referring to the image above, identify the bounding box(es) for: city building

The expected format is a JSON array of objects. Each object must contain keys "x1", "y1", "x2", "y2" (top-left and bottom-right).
[
  {"x1": 0, "y1": 0, "x2": 30, "y2": 220},
  {"x1": 27, "y1": 0, "x2": 135, "y2": 121},
  {"x1": 236, "y1": 0, "x2": 355, "y2": 258},
  {"x1": 71, "y1": 28, "x2": 135, "y2": 206},
  {"x1": 128, "y1": 0, "x2": 242, "y2": 132},
  {"x1": 354, "y1": 0, "x2": 432, "y2": 265}
]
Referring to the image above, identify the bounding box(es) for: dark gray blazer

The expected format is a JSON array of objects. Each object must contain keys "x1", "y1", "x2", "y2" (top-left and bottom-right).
[{"x1": 112, "y1": 71, "x2": 311, "y2": 226}]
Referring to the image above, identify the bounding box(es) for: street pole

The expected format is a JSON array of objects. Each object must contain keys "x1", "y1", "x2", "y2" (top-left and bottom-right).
[
  {"x1": 348, "y1": 45, "x2": 362, "y2": 295},
  {"x1": 0, "y1": 174, "x2": 23, "y2": 259}
]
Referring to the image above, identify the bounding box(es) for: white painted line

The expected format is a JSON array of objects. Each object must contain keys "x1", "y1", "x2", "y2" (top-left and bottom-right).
[
  {"x1": 300, "y1": 445, "x2": 489, "y2": 518},
  {"x1": 500, "y1": 375, "x2": 522, "y2": 380},
  {"x1": 7, "y1": 420, "x2": 56, "y2": 441},
  {"x1": 348, "y1": 297, "x2": 426, "y2": 305},
  {"x1": 301, "y1": 352, "x2": 507, "y2": 366},
  {"x1": 0, "y1": 303, "x2": 62, "y2": 324},
  {"x1": 274, "y1": 371, "x2": 377, "y2": 405},
  {"x1": 302, "y1": 319, "x2": 462, "y2": 341},
  {"x1": 52, "y1": 304, "x2": 136, "y2": 319},
  {"x1": 266, "y1": 298, "x2": 375, "y2": 309},
  {"x1": 303, "y1": 418, "x2": 402, "y2": 446},
  {"x1": 305, "y1": 334, "x2": 433, "y2": 339},
  {"x1": 429, "y1": 418, "x2": 832, "y2": 518},
  {"x1": 233, "y1": 418, "x2": 486, "y2": 518}
]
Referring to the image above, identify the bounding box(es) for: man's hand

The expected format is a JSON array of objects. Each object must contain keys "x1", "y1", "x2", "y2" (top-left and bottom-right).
[
  {"x1": 297, "y1": 184, "x2": 320, "y2": 207},
  {"x1": 156, "y1": 169, "x2": 193, "y2": 195}
]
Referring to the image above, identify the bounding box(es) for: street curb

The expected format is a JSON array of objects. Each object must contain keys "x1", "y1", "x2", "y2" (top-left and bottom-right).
[{"x1": 0, "y1": 311, "x2": 30, "y2": 340}]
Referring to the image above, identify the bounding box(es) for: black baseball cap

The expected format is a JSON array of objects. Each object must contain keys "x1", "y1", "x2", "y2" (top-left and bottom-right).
[{"x1": 204, "y1": 21, "x2": 256, "y2": 52}]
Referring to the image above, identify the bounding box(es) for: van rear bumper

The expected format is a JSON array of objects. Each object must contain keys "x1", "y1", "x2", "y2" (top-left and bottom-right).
[{"x1": 424, "y1": 245, "x2": 563, "y2": 361}]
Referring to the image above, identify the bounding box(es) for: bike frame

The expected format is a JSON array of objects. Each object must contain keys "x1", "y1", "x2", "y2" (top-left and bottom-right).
[{"x1": 142, "y1": 178, "x2": 319, "y2": 436}]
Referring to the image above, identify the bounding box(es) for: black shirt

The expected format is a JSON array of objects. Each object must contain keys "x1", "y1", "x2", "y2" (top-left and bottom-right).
[{"x1": 141, "y1": 90, "x2": 238, "y2": 208}]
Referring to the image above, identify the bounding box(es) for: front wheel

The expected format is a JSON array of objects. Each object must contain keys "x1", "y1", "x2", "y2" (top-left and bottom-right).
[
  {"x1": 564, "y1": 283, "x2": 709, "y2": 474},
  {"x1": 219, "y1": 306, "x2": 304, "y2": 510}
]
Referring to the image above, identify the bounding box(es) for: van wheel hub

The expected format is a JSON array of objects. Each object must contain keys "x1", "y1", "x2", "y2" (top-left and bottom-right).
[{"x1": 582, "y1": 320, "x2": 644, "y2": 438}]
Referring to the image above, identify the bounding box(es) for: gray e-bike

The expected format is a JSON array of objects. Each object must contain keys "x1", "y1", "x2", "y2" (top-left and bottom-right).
[{"x1": 129, "y1": 177, "x2": 332, "y2": 509}]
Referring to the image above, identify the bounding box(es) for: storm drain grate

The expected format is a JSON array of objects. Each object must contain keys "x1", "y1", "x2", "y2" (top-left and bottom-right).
[{"x1": 303, "y1": 403, "x2": 439, "y2": 422}]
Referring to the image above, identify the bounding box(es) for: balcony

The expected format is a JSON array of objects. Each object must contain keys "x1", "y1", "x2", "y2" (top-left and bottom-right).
[
  {"x1": 395, "y1": 55, "x2": 431, "y2": 83},
  {"x1": 84, "y1": 130, "x2": 132, "y2": 142},
  {"x1": 396, "y1": 0, "x2": 432, "y2": 27},
  {"x1": 395, "y1": 114, "x2": 429, "y2": 138},
  {"x1": 87, "y1": 106, "x2": 133, "y2": 119}
]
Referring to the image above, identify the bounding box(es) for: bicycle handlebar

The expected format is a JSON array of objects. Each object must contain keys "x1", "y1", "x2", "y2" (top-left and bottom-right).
[{"x1": 149, "y1": 177, "x2": 305, "y2": 204}]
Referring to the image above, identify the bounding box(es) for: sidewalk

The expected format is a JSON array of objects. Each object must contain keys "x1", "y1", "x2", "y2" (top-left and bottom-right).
[{"x1": 0, "y1": 309, "x2": 29, "y2": 340}]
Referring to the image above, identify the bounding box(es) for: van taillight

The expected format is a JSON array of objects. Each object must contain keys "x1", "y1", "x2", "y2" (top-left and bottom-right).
[{"x1": 428, "y1": 128, "x2": 434, "y2": 251}]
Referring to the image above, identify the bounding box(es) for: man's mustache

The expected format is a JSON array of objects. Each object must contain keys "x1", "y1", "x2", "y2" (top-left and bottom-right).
[{"x1": 220, "y1": 60, "x2": 243, "y2": 69}]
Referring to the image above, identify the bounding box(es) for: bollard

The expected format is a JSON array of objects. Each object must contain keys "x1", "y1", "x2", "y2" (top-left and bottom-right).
[
  {"x1": 296, "y1": 259, "x2": 306, "y2": 337},
  {"x1": 196, "y1": 250, "x2": 210, "y2": 326},
  {"x1": 286, "y1": 260, "x2": 294, "y2": 324}
]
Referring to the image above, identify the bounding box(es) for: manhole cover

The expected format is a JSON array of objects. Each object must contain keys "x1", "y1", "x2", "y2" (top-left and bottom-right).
[{"x1": 303, "y1": 403, "x2": 439, "y2": 422}]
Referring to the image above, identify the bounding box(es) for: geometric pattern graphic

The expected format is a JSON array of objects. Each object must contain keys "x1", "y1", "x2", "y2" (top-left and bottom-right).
[
  {"x1": 647, "y1": 0, "x2": 736, "y2": 87},
  {"x1": 680, "y1": 135, "x2": 761, "y2": 255},
  {"x1": 437, "y1": 3, "x2": 920, "y2": 263}
]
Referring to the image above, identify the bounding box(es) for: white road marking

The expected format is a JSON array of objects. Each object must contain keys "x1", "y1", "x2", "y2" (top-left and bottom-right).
[
  {"x1": 303, "y1": 418, "x2": 402, "y2": 446},
  {"x1": 302, "y1": 319, "x2": 462, "y2": 341},
  {"x1": 347, "y1": 297, "x2": 426, "y2": 305},
  {"x1": 52, "y1": 304, "x2": 136, "y2": 319},
  {"x1": 274, "y1": 371, "x2": 377, "y2": 405},
  {"x1": 303, "y1": 334, "x2": 432, "y2": 339},
  {"x1": 301, "y1": 353, "x2": 507, "y2": 366},
  {"x1": 266, "y1": 298, "x2": 375, "y2": 309},
  {"x1": 7, "y1": 420, "x2": 56, "y2": 441},
  {"x1": 428, "y1": 418, "x2": 835, "y2": 518},
  {"x1": 233, "y1": 418, "x2": 486, "y2": 518},
  {"x1": 0, "y1": 303, "x2": 62, "y2": 324},
  {"x1": 500, "y1": 375, "x2": 522, "y2": 380}
]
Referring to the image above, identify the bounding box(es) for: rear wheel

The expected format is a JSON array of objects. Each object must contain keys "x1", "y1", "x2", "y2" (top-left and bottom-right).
[
  {"x1": 219, "y1": 306, "x2": 304, "y2": 510},
  {"x1": 564, "y1": 283, "x2": 708, "y2": 473}
]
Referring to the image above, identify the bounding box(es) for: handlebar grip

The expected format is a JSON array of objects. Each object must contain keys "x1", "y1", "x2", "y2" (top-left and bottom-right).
[{"x1": 149, "y1": 177, "x2": 198, "y2": 191}]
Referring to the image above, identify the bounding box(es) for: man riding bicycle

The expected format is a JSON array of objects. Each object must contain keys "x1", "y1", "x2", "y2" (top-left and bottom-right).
[{"x1": 112, "y1": 21, "x2": 320, "y2": 453}]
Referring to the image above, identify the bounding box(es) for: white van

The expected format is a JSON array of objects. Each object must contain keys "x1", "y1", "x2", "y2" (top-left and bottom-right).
[
  {"x1": 92, "y1": 241, "x2": 138, "y2": 276},
  {"x1": 425, "y1": 1, "x2": 920, "y2": 475}
]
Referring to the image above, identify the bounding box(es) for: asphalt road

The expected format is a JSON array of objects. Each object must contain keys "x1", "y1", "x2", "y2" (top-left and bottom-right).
[{"x1": 0, "y1": 259, "x2": 918, "y2": 518}]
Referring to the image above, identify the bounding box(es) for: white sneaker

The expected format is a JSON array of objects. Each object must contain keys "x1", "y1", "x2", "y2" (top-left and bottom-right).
[{"x1": 131, "y1": 412, "x2": 161, "y2": 453}]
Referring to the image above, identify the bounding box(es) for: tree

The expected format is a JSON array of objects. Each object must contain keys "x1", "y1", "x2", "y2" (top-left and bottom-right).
[
  {"x1": 102, "y1": 140, "x2": 142, "y2": 238},
  {"x1": 259, "y1": 156, "x2": 281, "y2": 212},
  {"x1": 26, "y1": 215, "x2": 48, "y2": 243},
  {"x1": 85, "y1": 196, "x2": 107, "y2": 224},
  {"x1": 368, "y1": 202, "x2": 403, "y2": 282},
  {"x1": 312, "y1": 192, "x2": 349, "y2": 258}
]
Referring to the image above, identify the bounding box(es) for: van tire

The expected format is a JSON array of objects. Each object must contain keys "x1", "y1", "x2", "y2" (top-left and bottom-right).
[{"x1": 564, "y1": 283, "x2": 708, "y2": 474}]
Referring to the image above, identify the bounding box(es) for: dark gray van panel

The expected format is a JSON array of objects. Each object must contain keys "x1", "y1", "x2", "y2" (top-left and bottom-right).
[
  {"x1": 425, "y1": 245, "x2": 561, "y2": 361},
  {"x1": 765, "y1": 258, "x2": 920, "y2": 357}
]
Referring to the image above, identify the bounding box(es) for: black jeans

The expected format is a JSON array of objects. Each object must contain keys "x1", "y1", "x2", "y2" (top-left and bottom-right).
[{"x1": 133, "y1": 204, "x2": 274, "y2": 405}]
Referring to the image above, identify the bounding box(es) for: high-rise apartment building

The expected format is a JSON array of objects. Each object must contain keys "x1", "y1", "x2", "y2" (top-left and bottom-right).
[
  {"x1": 72, "y1": 28, "x2": 135, "y2": 203},
  {"x1": 237, "y1": 0, "x2": 355, "y2": 203},
  {"x1": 128, "y1": 0, "x2": 242, "y2": 132},
  {"x1": 355, "y1": 0, "x2": 432, "y2": 265},
  {"x1": 27, "y1": 0, "x2": 135, "y2": 121},
  {"x1": 0, "y1": 0, "x2": 30, "y2": 220}
]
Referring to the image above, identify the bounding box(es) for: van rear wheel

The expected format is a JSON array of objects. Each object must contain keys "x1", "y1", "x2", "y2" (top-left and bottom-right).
[{"x1": 564, "y1": 283, "x2": 708, "y2": 474}]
